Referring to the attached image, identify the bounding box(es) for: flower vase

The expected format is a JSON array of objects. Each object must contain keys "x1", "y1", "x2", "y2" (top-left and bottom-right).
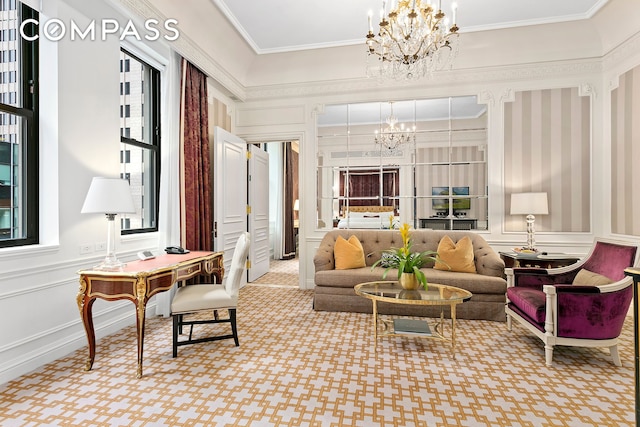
[{"x1": 399, "y1": 272, "x2": 419, "y2": 290}]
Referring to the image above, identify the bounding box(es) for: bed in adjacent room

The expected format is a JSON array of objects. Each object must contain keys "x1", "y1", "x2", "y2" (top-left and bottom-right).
[{"x1": 336, "y1": 206, "x2": 398, "y2": 229}]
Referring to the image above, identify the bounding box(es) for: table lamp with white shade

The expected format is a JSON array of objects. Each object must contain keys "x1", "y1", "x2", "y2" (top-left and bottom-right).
[
  {"x1": 510, "y1": 192, "x2": 548, "y2": 252},
  {"x1": 81, "y1": 177, "x2": 136, "y2": 271}
]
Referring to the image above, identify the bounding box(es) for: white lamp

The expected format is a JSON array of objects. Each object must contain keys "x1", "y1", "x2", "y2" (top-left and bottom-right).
[
  {"x1": 510, "y1": 192, "x2": 548, "y2": 251},
  {"x1": 81, "y1": 177, "x2": 136, "y2": 271}
]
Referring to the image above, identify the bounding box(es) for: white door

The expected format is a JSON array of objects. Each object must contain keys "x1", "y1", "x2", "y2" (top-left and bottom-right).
[
  {"x1": 248, "y1": 145, "x2": 270, "y2": 281},
  {"x1": 213, "y1": 127, "x2": 247, "y2": 285}
]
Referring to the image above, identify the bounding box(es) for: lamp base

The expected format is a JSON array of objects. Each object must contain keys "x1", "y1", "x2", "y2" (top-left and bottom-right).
[{"x1": 92, "y1": 255, "x2": 126, "y2": 271}]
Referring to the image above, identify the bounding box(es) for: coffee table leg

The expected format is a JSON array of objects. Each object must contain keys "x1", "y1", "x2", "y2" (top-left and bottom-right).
[
  {"x1": 372, "y1": 299, "x2": 378, "y2": 350},
  {"x1": 451, "y1": 303, "x2": 457, "y2": 359}
]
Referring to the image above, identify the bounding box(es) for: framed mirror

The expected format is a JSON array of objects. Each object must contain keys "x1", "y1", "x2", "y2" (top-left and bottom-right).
[{"x1": 316, "y1": 96, "x2": 488, "y2": 231}]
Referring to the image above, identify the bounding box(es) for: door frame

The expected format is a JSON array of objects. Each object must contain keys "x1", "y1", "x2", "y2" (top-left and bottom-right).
[{"x1": 239, "y1": 132, "x2": 307, "y2": 289}]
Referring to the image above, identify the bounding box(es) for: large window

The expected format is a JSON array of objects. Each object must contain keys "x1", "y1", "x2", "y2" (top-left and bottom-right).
[
  {"x1": 316, "y1": 97, "x2": 488, "y2": 231},
  {"x1": 119, "y1": 49, "x2": 160, "y2": 234},
  {"x1": 0, "y1": 1, "x2": 38, "y2": 247}
]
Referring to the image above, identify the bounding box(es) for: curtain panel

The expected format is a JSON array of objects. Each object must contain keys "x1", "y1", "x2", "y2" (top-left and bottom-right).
[
  {"x1": 180, "y1": 59, "x2": 212, "y2": 251},
  {"x1": 282, "y1": 142, "x2": 296, "y2": 259}
]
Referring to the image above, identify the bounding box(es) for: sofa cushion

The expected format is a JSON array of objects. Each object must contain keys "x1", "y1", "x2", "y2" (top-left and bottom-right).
[
  {"x1": 572, "y1": 268, "x2": 613, "y2": 286},
  {"x1": 507, "y1": 287, "x2": 546, "y2": 323},
  {"x1": 434, "y1": 235, "x2": 477, "y2": 274},
  {"x1": 334, "y1": 235, "x2": 366, "y2": 270}
]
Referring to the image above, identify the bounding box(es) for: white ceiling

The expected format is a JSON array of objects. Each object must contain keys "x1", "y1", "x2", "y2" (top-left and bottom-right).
[{"x1": 213, "y1": 0, "x2": 608, "y2": 54}]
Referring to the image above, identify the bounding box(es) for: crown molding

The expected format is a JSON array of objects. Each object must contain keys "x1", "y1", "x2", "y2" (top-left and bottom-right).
[
  {"x1": 109, "y1": 0, "x2": 246, "y2": 101},
  {"x1": 604, "y1": 31, "x2": 640, "y2": 91},
  {"x1": 244, "y1": 59, "x2": 602, "y2": 102}
]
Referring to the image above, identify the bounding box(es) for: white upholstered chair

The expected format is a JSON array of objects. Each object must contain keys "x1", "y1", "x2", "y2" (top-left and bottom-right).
[{"x1": 171, "y1": 232, "x2": 250, "y2": 357}]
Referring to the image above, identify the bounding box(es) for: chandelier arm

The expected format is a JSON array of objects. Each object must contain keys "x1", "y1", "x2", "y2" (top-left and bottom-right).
[{"x1": 365, "y1": 0, "x2": 460, "y2": 80}]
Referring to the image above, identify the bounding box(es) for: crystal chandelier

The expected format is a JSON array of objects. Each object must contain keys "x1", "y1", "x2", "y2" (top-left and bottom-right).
[
  {"x1": 366, "y1": 0, "x2": 460, "y2": 80},
  {"x1": 374, "y1": 102, "x2": 416, "y2": 151}
]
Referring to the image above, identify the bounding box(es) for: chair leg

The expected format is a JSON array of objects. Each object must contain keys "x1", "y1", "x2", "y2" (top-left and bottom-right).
[
  {"x1": 230, "y1": 309, "x2": 239, "y2": 346},
  {"x1": 610, "y1": 344, "x2": 622, "y2": 366},
  {"x1": 172, "y1": 315, "x2": 179, "y2": 358},
  {"x1": 506, "y1": 314, "x2": 512, "y2": 331},
  {"x1": 544, "y1": 344, "x2": 554, "y2": 366}
]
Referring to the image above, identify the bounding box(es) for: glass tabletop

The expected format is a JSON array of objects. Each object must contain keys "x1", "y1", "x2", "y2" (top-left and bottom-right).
[{"x1": 354, "y1": 281, "x2": 472, "y2": 305}]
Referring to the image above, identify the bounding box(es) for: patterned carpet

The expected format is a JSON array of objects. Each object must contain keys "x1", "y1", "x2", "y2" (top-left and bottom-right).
[
  {"x1": 0, "y1": 285, "x2": 635, "y2": 426},
  {"x1": 250, "y1": 258, "x2": 299, "y2": 287}
]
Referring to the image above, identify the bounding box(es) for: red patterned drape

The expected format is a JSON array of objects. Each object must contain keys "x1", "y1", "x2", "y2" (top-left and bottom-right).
[
  {"x1": 180, "y1": 59, "x2": 212, "y2": 251},
  {"x1": 339, "y1": 168, "x2": 399, "y2": 212}
]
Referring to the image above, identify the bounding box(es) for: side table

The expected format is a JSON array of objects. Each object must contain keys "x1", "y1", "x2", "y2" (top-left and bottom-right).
[{"x1": 499, "y1": 251, "x2": 580, "y2": 269}]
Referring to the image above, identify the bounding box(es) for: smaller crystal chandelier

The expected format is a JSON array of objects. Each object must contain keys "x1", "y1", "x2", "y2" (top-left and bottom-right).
[
  {"x1": 374, "y1": 102, "x2": 416, "y2": 151},
  {"x1": 366, "y1": 0, "x2": 460, "y2": 80}
]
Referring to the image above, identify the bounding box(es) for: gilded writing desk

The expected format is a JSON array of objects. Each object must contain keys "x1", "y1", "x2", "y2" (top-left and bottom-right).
[{"x1": 77, "y1": 251, "x2": 224, "y2": 378}]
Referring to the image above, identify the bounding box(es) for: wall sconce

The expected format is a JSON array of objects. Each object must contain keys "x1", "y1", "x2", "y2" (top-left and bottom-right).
[
  {"x1": 81, "y1": 177, "x2": 136, "y2": 271},
  {"x1": 510, "y1": 192, "x2": 548, "y2": 251}
]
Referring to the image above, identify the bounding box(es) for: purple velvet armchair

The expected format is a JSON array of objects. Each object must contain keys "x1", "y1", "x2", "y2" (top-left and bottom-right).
[{"x1": 505, "y1": 238, "x2": 639, "y2": 366}]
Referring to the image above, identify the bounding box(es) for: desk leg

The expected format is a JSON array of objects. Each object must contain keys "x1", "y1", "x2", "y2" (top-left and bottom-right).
[
  {"x1": 135, "y1": 278, "x2": 147, "y2": 379},
  {"x1": 77, "y1": 277, "x2": 96, "y2": 371}
]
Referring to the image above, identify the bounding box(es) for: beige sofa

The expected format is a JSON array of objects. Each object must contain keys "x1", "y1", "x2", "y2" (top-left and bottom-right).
[{"x1": 313, "y1": 229, "x2": 507, "y2": 321}]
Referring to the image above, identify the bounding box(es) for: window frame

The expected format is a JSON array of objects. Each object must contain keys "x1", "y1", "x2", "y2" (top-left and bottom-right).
[
  {"x1": 0, "y1": 2, "x2": 39, "y2": 248},
  {"x1": 119, "y1": 48, "x2": 160, "y2": 235}
]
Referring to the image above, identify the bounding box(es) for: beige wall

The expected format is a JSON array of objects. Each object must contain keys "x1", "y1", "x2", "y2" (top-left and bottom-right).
[
  {"x1": 611, "y1": 65, "x2": 640, "y2": 236},
  {"x1": 503, "y1": 88, "x2": 592, "y2": 233}
]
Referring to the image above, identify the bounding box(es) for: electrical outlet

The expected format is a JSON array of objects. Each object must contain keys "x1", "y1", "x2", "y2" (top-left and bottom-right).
[
  {"x1": 95, "y1": 242, "x2": 106, "y2": 251},
  {"x1": 80, "y1": 244, "x2": 93, "y2": 254}
]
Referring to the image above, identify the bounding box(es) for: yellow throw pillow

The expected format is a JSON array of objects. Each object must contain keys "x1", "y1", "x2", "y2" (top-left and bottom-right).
[
  {"x1": 572, "y1": 269, "x2": 613, "y2": 286},
  {"x1": 434, "y1": 235, "x2": 477, "y2": 273},
  {"x1": 334, "y1": 235, "x2": 366, "y2": 270}
]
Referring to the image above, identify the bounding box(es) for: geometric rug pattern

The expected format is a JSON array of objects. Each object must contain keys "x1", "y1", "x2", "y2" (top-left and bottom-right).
[
  {"x1": 250, "y1": 258, "x2": 299, "y2": 287},
  {"x1": 0, "y1": 285, "x2": 635, "y2": 426}
]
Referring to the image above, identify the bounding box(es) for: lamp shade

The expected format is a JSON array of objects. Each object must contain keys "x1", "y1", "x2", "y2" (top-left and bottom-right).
[
  {"x1": 510, "y1": 192, "x2": 549, "y2": 215},
  {"x1": 81, "y1": 177, "x2": 136, "y2": 214}
]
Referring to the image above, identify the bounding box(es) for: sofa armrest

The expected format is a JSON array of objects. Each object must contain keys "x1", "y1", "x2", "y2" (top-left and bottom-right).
[
  {"x1": 473, "y1": 246, "x2": 506, "y2": 278},
  {"x1": 313, "y1": 236, "x2": 336, "y2": 273}
]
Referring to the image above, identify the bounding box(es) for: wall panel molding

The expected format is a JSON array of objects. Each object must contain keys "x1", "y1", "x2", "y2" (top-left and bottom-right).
[
  {"x1": 503, "y1": 87, "x2": 592, "y2": 233},
  {"x1": 611, "y1": 65, "x2": 640, "y2": 236}
]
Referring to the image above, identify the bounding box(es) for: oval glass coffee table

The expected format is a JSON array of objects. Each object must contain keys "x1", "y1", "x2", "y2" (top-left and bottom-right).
[{"x1": 354, "y1": 281, "x2": 472, "y2": 358}]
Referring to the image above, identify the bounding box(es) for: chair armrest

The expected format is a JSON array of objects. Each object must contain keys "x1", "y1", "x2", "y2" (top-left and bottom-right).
[
  {"x1": 510, "y1": 267, "x2": 577, "y2": 290},
  {"x1": 553, "y1": 284, "x2": 601, "y2": 293},
  {"x1": 544, "y1": 280, "x2": 632, "y2": 339}
]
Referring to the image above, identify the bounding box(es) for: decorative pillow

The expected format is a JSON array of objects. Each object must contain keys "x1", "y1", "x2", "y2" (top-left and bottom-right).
[
  {"x1": 434, "y1": 235, "x2": 477, "y2": 273},
  {"x1": 334, "y1": 235, "x2": 366, "y2": 270},
  {"x1": 572, "y1": 269, "x2": 613, "y2": 286},
  {"x1": 379, "y1": 252, "x2": 398, "y2": 268}
]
